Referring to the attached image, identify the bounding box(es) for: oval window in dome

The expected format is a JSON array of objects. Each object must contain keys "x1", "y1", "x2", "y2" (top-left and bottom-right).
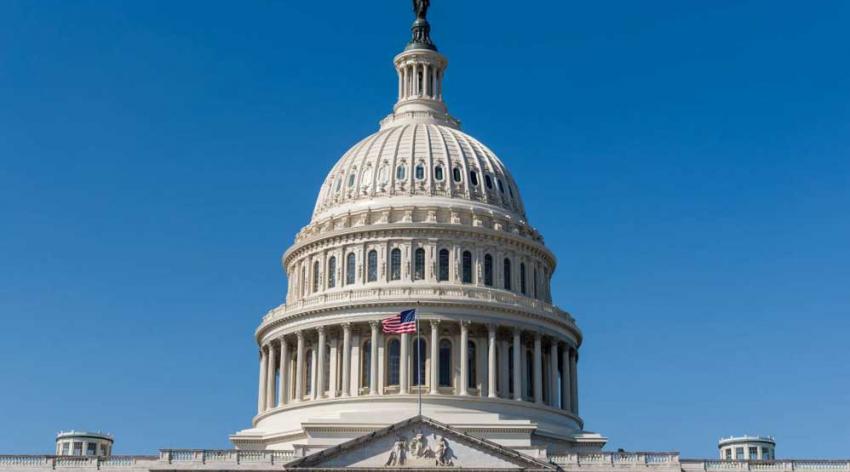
[
  {"x1": 377, "y1": 165, "x2": 388, "y2": 184},
  {"x1": 396, "y1": 164, "x2": 406, "y2": 180},
  {"x1": 453, "y1": 167, "x2": 462, "y2": 182},
  {"x1": 469, "y1": 170, "x2": 479, "y2": 186},
  {"x1": 415, "y1": 164, "x2": 425, "y2": 180},
  {"x1": 485, "y1": 174, "x2": 493, "y2": 189},
  {"x1": 434, "y1": 165, "x2": 444, "y2": 181},
  {"x1": 497, "y1": 178, "x2": 504, "y2": 193},
  {"x1": 348, "y1": 173, "x2": 356, "y2": 188}
]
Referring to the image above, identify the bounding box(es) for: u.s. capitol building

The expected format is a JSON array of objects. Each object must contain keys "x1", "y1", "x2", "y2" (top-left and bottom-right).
[{"x1": 3, "y1": 3, "x2": 845, "y2": 471}]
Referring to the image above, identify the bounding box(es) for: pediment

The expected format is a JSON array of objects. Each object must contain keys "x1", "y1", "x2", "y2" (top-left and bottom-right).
[{"x1": 286, "y1": 416, "x2": 556, "y2": 470}]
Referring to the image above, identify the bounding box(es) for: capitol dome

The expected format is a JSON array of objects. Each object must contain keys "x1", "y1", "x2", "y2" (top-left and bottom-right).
[{"x1": 232, "y1": 3, "x2": 602, "y2": 458}]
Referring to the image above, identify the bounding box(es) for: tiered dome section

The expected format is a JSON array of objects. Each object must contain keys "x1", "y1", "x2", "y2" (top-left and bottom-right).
[{"x1": 312, "y1": 123, "x2": 527, "y2": 221}]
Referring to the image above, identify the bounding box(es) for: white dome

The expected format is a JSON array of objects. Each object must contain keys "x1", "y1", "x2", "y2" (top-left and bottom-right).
[{"x1": 313, "y1": 122, "x2": 527, "y2": 222}]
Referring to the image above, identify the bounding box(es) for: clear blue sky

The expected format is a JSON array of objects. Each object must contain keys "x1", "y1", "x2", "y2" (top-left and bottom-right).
[{"x1": 1, "y1": 0, "x2": 849, "y2": 458}]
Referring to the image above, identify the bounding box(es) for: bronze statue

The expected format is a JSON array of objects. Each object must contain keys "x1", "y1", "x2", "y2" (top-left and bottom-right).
[{"x1": 413, "y1": 0, "x2": 430, "y2": 20}]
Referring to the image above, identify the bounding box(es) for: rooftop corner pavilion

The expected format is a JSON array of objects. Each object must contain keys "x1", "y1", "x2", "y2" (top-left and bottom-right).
[{"x1": 229, "y1": 1, "x2": 603, "y2": 456}]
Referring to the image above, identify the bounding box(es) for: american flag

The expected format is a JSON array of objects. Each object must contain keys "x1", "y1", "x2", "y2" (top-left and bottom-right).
[{"x1": 382, "y1": 309, "x2": 417, "y2": 334}]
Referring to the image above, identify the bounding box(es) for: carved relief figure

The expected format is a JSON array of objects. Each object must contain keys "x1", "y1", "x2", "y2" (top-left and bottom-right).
[
  {"x1": 435, "y1": 436, "x2": 453, "y2": 466},
  {"x1": 409, "y1": 431, "x2": 428, "y2": 458},
  {"x1": 385, "y1": 437, "x2": 407, "y2": 466}
]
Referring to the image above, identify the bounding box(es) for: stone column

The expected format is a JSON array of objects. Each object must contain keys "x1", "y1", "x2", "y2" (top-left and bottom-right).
[
  {"x1": 369, "y1": 321, "x2": 379, "y2": 395},
  {"x1": 257, "y1": 347, "x2": 268, "y2": 414},
  {"x1": 487, "y1": 325, "x2": 497, "y2": 398},
  {"x1": 266, "y1": 343, "x2": 277, "y2": 410},
  {"x1": 316, "y1": 327, "x2": 326, "y2": 399},
  {"x1": 329, "y1": 335, "x2": 338, "y2": 399},
  {"x1": 279, "y1": 339, "x2": 289, "y2": 407},
  {"x1": 295, "y1": 332, "x2": 305, "y2": 402},
  {"x1": 561, "y1": 344, "x2": 571, "y2": 411},
  {"x1": 341, "y1": 323, "x2": 351, "y2": 397},
  {"x1": 549, "y1": 340, "x2": 559, "y2": 407},
  {"x1": 512, "y1": 328, "x2": 522, "y2": 401},
  {"x1": 570, "y1": 348, "x2": 579, "y2": 415},
  {"x1": 459, "y1": 321, "x2": 469, "y2": 396},
  {"x1": 533, "y1": 333, "x2": 543, "y2": 404},
  {"x1": 400, "y1": 332, "x2": 409, "y2": 394},
  {"x1": 430, "y1": 320, "x2": 440, "y2": 394}
]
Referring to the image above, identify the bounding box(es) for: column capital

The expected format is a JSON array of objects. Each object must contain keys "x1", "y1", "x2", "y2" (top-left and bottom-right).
[
  {"x1": 512, "y1": 326, "x2": 522, "y2": 335},
  {"x1": 460, "y1": 320, "x2": 471, "y2": 328},
  {"x1": 317, "y1": 325, "x2": 326, "y2": 334},
  {"x1": 342, "y1": 322, "x2": 352, "y2": 331},
  {"x1": 296, "y1": 331, "x2": 304, "y2": 340},
  {"x1": 369, "y1": 320, "x2": 380, "y2": 329},
  {"x1": 487, "y1": 323, "x2": 497, "y2": 334},
  {"x1": 429, "y1": 319, "x2": 440, "y2": 328}
]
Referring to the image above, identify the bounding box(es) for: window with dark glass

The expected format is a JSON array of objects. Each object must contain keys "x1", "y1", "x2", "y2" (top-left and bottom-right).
[
  {"x1": 504, "y1": 258, "x2": 512, "y2": 291},
  {"x1": 438, "y1": 249, "x2": 449, "y2": 281},
  {"x1": 520, "y1": 263, "x2": 527, "y2": 295},
  {"x1": 498, "y1": 178, "x2": 504, "y2": 193},
  {"x1": 327, "y1": 256, "x2": 336, "y2": 288},
  {"x1": 387, "y1": 339, "x2": 400, "y2": 386},
  {"x1": 348, "y1": 173, "x2": 356, "y2": 187},
  {"x1": 390, "y1": 248, "x2": 402, "y2": 281},
  {"x1": 412, "y1": 338, "x2": 427, "y2": 386},
  {"x1": 469, "y1": 171, "x2": 479, "y2": 186},
  {"x1": 525, "y1": 350, "x2": 534, "y2": 399},
  {"x1": 533, "y1": 267, "x2": 538, "y2": 299},
  {"x1": 453, "y1": 167, "x2": 462, "y2": 182},
  {"x1": 434, "y1": 166, "x2": 444, "y2": 181},
  {"x1": 439, "y1": 340, "x2": 452, "y2": 387},
  {"x1": 367, "y1": 250, "x2": 378, "y2": 282},
  {"x1": 312, "y1": 261, "x2": 320, "y2": 293},
  {"x1": 396, "y1": 165, "x2": 406, "y2": 180},
  {"x1": 468, "y1": 341, "x2": 477, "y2": 389},
  {"x1": 484, "y1": 254, "x2": 493, "y2": 286},
  {"x1": 414, "y1": 248, "x2": 425, "y2": 281},
  {"x1": 485, "y1": 174, "x2": 493, "y2": 189},
  {"x1": 415, "y1": 164, "x2": 425, "y2": 180},
  {"x1": 462, "y1": 250, "x2": 472, "y2": 283},
  {"x1": 346, "y1": 253, "x2": 356, "y2": 285},
  {"x1": 508, "y1": 345, "x2": 514, "y2": 395},
  {"x1": 361, "y1": 341, "x2": 371, "y2": 388},
  {"x1": 323, "y1": 344, "x2": 331, "y2": 392}
]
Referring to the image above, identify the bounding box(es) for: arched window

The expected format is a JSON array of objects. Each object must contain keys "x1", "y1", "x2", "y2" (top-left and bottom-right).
[
  {"x1": 327, "y1": 256, "x2": 337, "y2": 289},
  {"x1": 396, "y1": 164, "x2": 406, "y2": 180},
  {"x1": 415, "y1": 164, "x2": 425, "y2": 180},
  {"x1": 520, "y1": 263, "x2": 527, "y2": 295},
  {"x1": 497, "y1": 178, "x2": 504, "y2": 193},
  {"x1": 346, "y1": 253, "x2": 356, "y2": 285},
  {"x1": 412, "y1": 338, "x2": 427, "y2": 386},
  {"x1": 439, "y1": 340, "x2": 452, "y2": 387},
  {"x1": 414, "y1": 248, "x2": 425, "y2": 281},
  {"x1": 438, "y1": 249, "x2": 450, "y2": 282},
  {"x1": 301, "y1": 266, "x2": 307, "y2": 296},
  {"x1": 387, "y1": 339, "x2": 401, "y2": 386},
  {"x1": 543, "y1": 268, "x2": 550, "y2": 301},
  {"x1": 468, "y1": 341, "x2": 477, "y2": 390},
  {"x1": 377, "y1": 165, "x2": 388, "y2": 184},
  {"x1": 485, "y1": 174, "x2": 493, "y2": 189},
  {"x1": 508, "y1": 345, "x2": 514, "y2": 395},
  {"x1": 484, "y1": 254, "x2": 493, "y2": 287},
  {"x1": 533, "y1": 267, "x2": 538, "y2": 299},
  {"x1": 335, "y1": 177, "x2": 342, "y2": 192},
  {"x1": 453, "y1": 167, "x2": 462, "y2": 182},
  {"x1": 434, "y1": 166, "x2": 444, "y2": 181},
  {"x1": 305, "y1": 349, "x2": 313, "y2": 397},
  {"x1": 469, "y1": 171, "x2": 479, "y2": 186},
  {"x1": 390, "y1": 248, "x2": 402, "y2": 281},
  {"x1": 348, "y1": 173, "x2": 356, "y2": 188},
  {"x1": 367, "y1": 250, "x2": 378, "y2": 282},
  {"x1": 462, "y1": 251, "x2": 473, "y2": 284},
  {"x1": 503, "y1": 258, "x2": 512, "y2": 291},
  {"x1": 361, "y1": 340, "x2": 371, "y2": 388},
  {"x1": 312, "y1": 261, "x2": 320, "y2": 293}
]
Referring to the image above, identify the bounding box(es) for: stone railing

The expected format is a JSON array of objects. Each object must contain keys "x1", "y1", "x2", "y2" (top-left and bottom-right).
[
  {"x1": 682, "y1": 461, "x2": 850, "y2": 472},
  {"x1": 551, "y1": 452, "x2": 681, "y2": 467},
  {"x1": 0, "y1": 455, "x2": 157, "y2": 469},
  {"x1": 159, "y1": 449, "x2": 295, "y2": 465},
  {"x1": 262, "y1": 284, "x2": 572, "y2": 325}
]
